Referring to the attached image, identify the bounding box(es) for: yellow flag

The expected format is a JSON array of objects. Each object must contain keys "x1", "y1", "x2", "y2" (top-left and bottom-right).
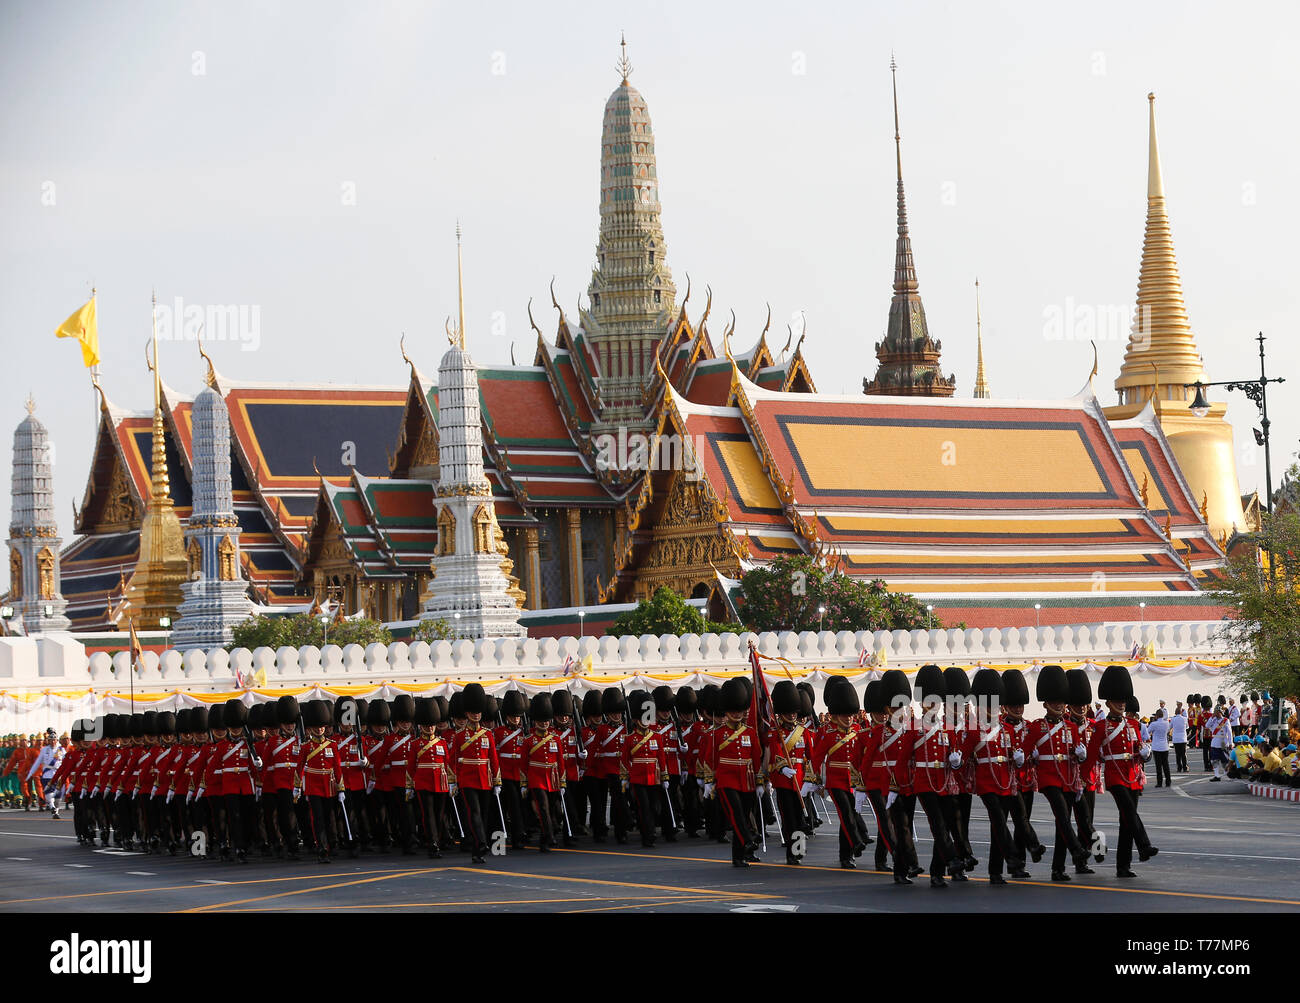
[{"x1": 55, "y1": 295, "x2": 100, "y2": 368}]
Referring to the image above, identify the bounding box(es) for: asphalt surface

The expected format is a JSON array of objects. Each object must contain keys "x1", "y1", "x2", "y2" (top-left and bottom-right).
[{"x1": 1, "y1": 769, "x2": 1297, "y2": 913}]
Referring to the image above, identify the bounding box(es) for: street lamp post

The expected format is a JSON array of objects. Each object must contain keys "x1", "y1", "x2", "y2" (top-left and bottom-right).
[
  {"x1": 578, "y1": 609, "x2": 585, "y2": 639},
  {"x1": 1139, "y1": 601, "x2": 1146, "y2": 625},
  {"x1": 818, "y1": 605, "x2": 826, "y2": 632},
  {"x1": 1033, "y1": 603, "x2": 1042, "y2": 629},
  {"x1": 159, "y1": 615, "x2": 171, "y2": 651},
  {"x1": 926, "y1": 604, "x2": 934, "y2": 630},
  {"x1": 319, "y1": 613, "x2": 330, "y2": 647}
]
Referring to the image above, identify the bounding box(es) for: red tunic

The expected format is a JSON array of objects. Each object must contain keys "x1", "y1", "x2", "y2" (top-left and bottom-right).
[
  {"x1": 118, "y1": 746, "x2": 143, "y2": 795},
  {"x1": 335, "y1": 733, "x2": 369, "y2": 792},
  {"x1": 449, "y1": 725, "x2": 499, "y2": 790},
  {"x1": 215, "y1": 738, "x2": 258, "y2": 796},
  {"x1": 152, "y1": 744, "x2": 181, "y2": 796},
  {"x1": 1084, "y1": 714, "x2": 1145, "y2": 790},
  {"x1": 1003, "y1": 715, "x2": 1037, "y2": 794},
  {"x1": 297, "y1": 737, "x2": 342, "y2": 797},
  {"x1": 897, "y1": 722, "x2": 960, "y2": 796},
  {"x1": 654, "y1": 721, "x2": 683, "y2": 776},
  {"x1": 263, "y1": 732, "x2": 301, "y2": 792},
  {"x1": 1023, "y1": 716, "x2": 1081, "y2": 790},
  {"x1": 711, "y1": 723, "x2": 762, "y2": 792},
  {"x1": 1071, "y1": 716, "x2": 1099, "y2": 793},
  {"x1": 591, "y1": 722, "x2": 626, "y2": 780},
  {"x1": 767, "y1": 723, "x2": 810, "y2": 791},
  {"x1": 962, "y1": 721, "x2": 1018, "y2": 796},
  {"x1": 579, "y1": 725, "x2": 599, "y2": 778},
  {"x1": 494, "y1": 723, "x2": 527, "y2": 783},
  {"x1": 555, "y1": 725, "x2": 582, "y2": 782},
  {"x1": 622, "y1": 727, "x2": 667, "y2": 786},
  {"x1": 51, "y1": 747, "x2": 81, "y2": 791},
  {"x1": 99, "y1": 746, "x2": 125, "y2": 792},
  {"x1": 411, "y1": 733, "x2": 451, "y2": 793},
  {"x1": 810, "y1": 723, "x2": 860, "y2": 791},
  {"x1": 373, "y1": 732, "x2": 415, "y2": 792},
  {"x1": 361, "y1": 733, "x2": 386, "y2": 789},
  {"x1": 524, "y1": 728, "x2": 566, "y2": 792},
  {"x1": 173, "y1": 743, "x2": 200, "y2": 797},
  {"x1": 855, "y1": 723, "x2": 893, "y2": 794},
  {"x1": 200, "y1": 740, "x2": 224, "y2": 796}
]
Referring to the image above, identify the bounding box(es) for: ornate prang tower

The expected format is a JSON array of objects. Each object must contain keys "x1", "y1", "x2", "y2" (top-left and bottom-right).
[
  {"x1": 864, "y1": 58, "x2": 955, "y2": 398},
  {"x1": 582, "y1": 35, "x2": 676, "y2": 430},
  {"x1": 6, "y1": 397, "x2": 71, "y2": 634},
  {"x1": 1104, "y1": 94, "x2": 1246, "y2": 538},
  {"x1": 420, "y1": 225, "x2": 526, "y2": 639},
  {"x1": 171, "y1": 354, "x2": 255, "y2": 649},
  {"x1": 122, "y1": 294, "x2": 188, "y2": 629}
]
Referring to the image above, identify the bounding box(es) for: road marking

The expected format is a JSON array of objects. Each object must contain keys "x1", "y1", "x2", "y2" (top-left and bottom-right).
[
  {"x1": 564, "y1": 896, "x2": 735, "y2": 914},
  {"x1": 731, "y1": 904, "x2": 799, "y2": 912},
  {"x1": 0, "y1": 830, "x2": 76, "y2": 840},
  {"x1": 222, "y1": 895, "x2": 709, "y2": 912},
  {"x1": 195, "y1": 879, "x2": 231, "y2": 885},
  {"x1": 176, "y1": 868, "x2": 439, "y2": 914},
  {"x1": 6, "y1": 857, "x2": 32, "y2": 861},
  {"x1": 65, "y1": 863, "x2": 91, "y2": 868},
  {"x1": 456, "y1": 863, "x2": 777, "y2": 900},
  {"x1": 126, "y1": 871, "x2": 155, "y2": 876}
]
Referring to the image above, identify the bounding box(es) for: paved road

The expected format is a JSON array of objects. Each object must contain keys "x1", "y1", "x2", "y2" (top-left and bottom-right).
[{"x1": 1, "y1": 773, "x2": 1296, "y2": 913}]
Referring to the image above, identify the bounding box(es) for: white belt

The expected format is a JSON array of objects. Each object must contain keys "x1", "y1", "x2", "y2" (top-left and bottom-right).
[
  {"x1": 870, "y1": 760, "x2": 890, "y2": 768},
  {"x1": 975, "y1": 756, "x2": 1008, "y2": 764},
  {"x1": 1039, "y1": 754, "x2": 1068, "y2": 762},
  {"x1": 388, "y1": 759, "x2": 407, "y2": 767},
  {"x1": 1102, "y1": 753, "x2": 1133, "y2": 761},
  {"x1": 915, "y1": 760, "x2": 945, "y2": 769}
]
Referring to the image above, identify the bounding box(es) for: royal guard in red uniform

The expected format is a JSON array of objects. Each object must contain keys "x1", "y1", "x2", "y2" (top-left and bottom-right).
[
  {"x1": 1066, "y1": 668, "x2": 1102, "y2": 865},
  {"x1": 169, "y1": 710, "x2": 196, "y2": 851},
  {"x1": 855, "y1": 680, "x2": 901, "y2": 874},
  {"x1": 695, "y1": 684, "x2": 725, "y2": 842},
  {"x1": 91, "y1": 716, "x2": 119, "y2": 846},
  {"x1": 191, "y1": 705, "x2": 225, "y2": 858},
  {"x1": 651, "y1": 686, "x2": 685, "y2": 842},
  {"x1": 767, "y1": 680, "x2": 810, "y2": 864},
  {"x1": 894, "y1": 665, "x2": 966, "y2": 887},
  {"x1": 675, "y1": 687, "x2": 704, "y2": 837},
  {"x1": 147, "y1": 711, "x2": 181, "y2": 854},
  {"x1": 1000, "y1": 669, "x2": 1046, "y2": 865},
  {"x1": 1025, "y1": 665, "x2": 1095, "y2": 881},
  {"x1": 51, "y1": 723, "x2": 82, "y2": 831},
  {"x1": 218, "y1": 699, "x2": 260, "y2": 863},
  {"x1": 261, "y1": 696, "x2": 302, "y2": 858},
  {"x1": 362, "y1": 700, "x2": 391, "y2": 850},
  {"x1": 591, "y1": 687, "x2": 630, "y2": 844},
  {"x1": 495, "y1": 689, "x2": 530, "y2": 849},
  {"x1": 877, "y1": 671, "x2": 921, "y2": 883},
  {"x1": 524, "y1": 693, "x2": 571, "y2": 850},
  {"x1": 551, "y1": 690, "x2": 585, "y2": 840},
  {"x1": 296, "y1": 700, "x2": 344, "y2": 863},
  {"x1": 963, "y1": 669, "x2": 1030, "y2": 883},
  {"x1": 944, "y1": 666, "x2": 979, "y2": 873},
  {"x1": 332, "y1": 696, "x2": 370, "y2": 855},
  {"x1": 374, "y1": 695, "x2": 419, "y2": 854},
  {"x1": 1126, "y1": 696, "x2": 1146, "y2": 794},
  {"x1": 709, "y1": 677, "x2": 763, "y2": 867},
  {"x1": 578, "y1": 690, "x2": 602, "y2": 836},
  {"x1": 811, "y1": 677, "x2": 868, "y2": 869},
  {"x1": 1085, "y1": 665, "x2": 1158, "y2": 878},
  {"x1": 449, "y1": 683, "x2": 502, "y2": 864},
  {"x1": 622, "y1": 690, "x2": 669, "y2": 848},
  {"x1": 410, "y1": 696, "x2": 450, "y2": 858},
  {"x1": 114, "y1": 715, "x2": 143, "y2": 850},
  {"x1": 245, "y1": 703, "x2": 276, "y2": 855}
]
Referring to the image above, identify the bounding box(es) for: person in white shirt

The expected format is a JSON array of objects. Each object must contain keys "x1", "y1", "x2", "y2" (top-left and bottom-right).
[
  {"x1": 24, "y1": 729, "x2": 65, "y2": 818},
  {"x1": 1168, "y1": 706, "x2": 1189, "y2": 772},
  {"x1": 1228, "y1": 700, "x2": 1241, "y2": 738},
  {"x1": 1208, "y1": 710, "x2": 1235, "y2": 781},
  {"x1": 1147, "y1": 710, "x2": 1172, "y2": 787}
]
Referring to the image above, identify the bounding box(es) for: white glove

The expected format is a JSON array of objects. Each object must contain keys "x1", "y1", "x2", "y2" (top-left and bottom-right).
[
  {"x1": 853, "y1": 791, "x2": 867, "y2": 813},
  {"x1": 166, "y1": 791, "x2": 174, "y2": 804},
  {"x1": 1012, "y1": 749, "x2": 1025, "y2": 767},
  {"x1": 703, "y1": 783, "x2": 714, "y2": 798},
  {"x1": 185, "y1": 791, "x2": 194, "y2": 804},
  {"x1": 365, "y1": 781, "x2": 375, "y2": 795},
  {"x1": 1139, "y1": 744, "x2": 1152, "y2": 762},
  {"x1": 254, "y1": 758, "x2": 263, "y2": 770},
  {"x1": 494, "y1": 782, "x2": 502, "y2": 793},
  {"x1": 577, "y1": 749, "x2": 588, "y2": 760},
  {"x1": 947, "y1": 752, "x2": 962, "y2": 769},
  {"x1": 150, "y1": 786, "x2": 158, "y2": 798},
  {"x1": 756, "y1": 781, "x2": 765, "y2": 794},
  {"x1": 1074, "y1": 744, "x2": 1087, "y2": 761},
  {"x1": 91, "y1": 786, "x2": 99, "y2": 798},
  {"x1": 405, "y1": 787, "x2": 415, "y2": 802},
  {"x1": 661, "y1": 780, "x2": 669, "y2": 790},
  {"x1": 449, "y1": 783, "x2": 458, "y2": 797},
  {"x1": 799, "y1": 781, "x2": 816, "y2": 797},
  {"x1": 337, "y1": 791, "x2": 347, "y2": 803},
  {"x1": 885, "y1": 791, "x2": 898, "y2": 809},
  {"x1": 361, "y1": 757, "x2": 371, "y2": 769},
  {"x1": 1031, "y1": 748, "x2": 1040, "y2": 762},
  {"x1": 254, "y1": 786, "x2": 262, "y2": 799},
  {"x1": 196, "y1": 785, "x2": 205, "y2": 799},
  {"x1": 781, "y1": 767, "x2": 796, "y2": 780}
]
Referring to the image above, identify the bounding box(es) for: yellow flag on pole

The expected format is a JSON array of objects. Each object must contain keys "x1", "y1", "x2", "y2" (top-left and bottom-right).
[{"x1": 55, "y1": 294, "x2": 100, "y2": 368}]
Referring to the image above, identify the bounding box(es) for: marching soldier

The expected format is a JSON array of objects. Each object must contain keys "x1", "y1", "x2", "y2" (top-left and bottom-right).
[
  {"x1": 551, "y1": 690, "x2": 585, "y2": 840},
  {"x1": 622, "y1": 689, "x2": 668, "y2": 848},
  {"x1": 709, "y1": 676, "x2": 762, "y2": 867},
  {"x1": 676, "y1": 686, "x2": 704, "y2": 837},
  {"x1": 411, "y1": 696, "x2": 450, "y2": 858},
  {"x1": 855, "y1": 679, "x2": 901, "y2": 874},
  {"x1": 1066, "y1": 668, "x2": 1101, "y2": 864},
  {"x1": 963, "y1": 669, "x2": 1030, "y2": 883},
  {"x1": 696, "y1": 684, "x2": 725, "y2": 843},
  {"x1": 591, "y1": 687, "x2": 630, "y2": 844},
  {"x1": 1084, "y1": 665, "x2": 1159, "y2": 877},
  {"x1": 266, "y1": 696, "x2": 303, "y2": 858},
  {"x1": 810, "y1": 676, "x2": 867, "y2": 869},
  {"x1": 363, "y1": 700, "x2": 392, "y2": 851},
  {"x1": 579, "y1": 690, "x2": 603, "y2": 836},
  {"x1": 374, "y1": 695, "x2": 419, "y2": 854},
  {"x1": 1024, "y1": 665, "x2": 1094, "y2": 881},
  {"x1": 219, "y1": 699, "x2": 261, "y2": 863},
  {"x1": 767, "y1": 680, "x2": 811, "y2": 864},
  {"x1": 495, "y1": 690, "x2": 530, "y2": 850},
  {"x1": 147, "y1": 712, "x2": 180, "y2": 853},
  {"x1": 1000, "y1": 669, "x2": 1047, "y2": 865},
  {"x1": 652, "y1": 685, "x2": 685, "y2": 842},
  {"x1": 26, "y1": 728, "x2": 65, "y2": 818},
  {"x1": 297, "y1": 700, "x2": 344, "y2": 863},
  {"x1": 450, "y1": 683, "x2": 502, "y2": 864},
  {"x1": 524, "y1": 693, "x2": 570, "y2": 850},
  {"x1": 944, "y1": 666, "x2": 978, "y2": 873}
]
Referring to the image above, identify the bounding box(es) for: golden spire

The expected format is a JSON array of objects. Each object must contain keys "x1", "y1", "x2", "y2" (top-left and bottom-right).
[
  {"x1": 455, "y1": 220, "x2": 466, "y2": 349},
  {"x1": 1115, "y1": 93, "x2": 1205, "y2": 403},
  {"x1": 24, "y1": 393, "x2": 35, "y2": 416},
  {"x1": 973, "y1": 278, "x2": 989, "y2": 399},
  {"x1": 890, "y1": 53, "x2": 902, "y2": 183},
  {"x1": 149, "y1": 290, "x2": 171, "y2": 504},
  {"x1": 617, "y1": 31, "x2": 632, "y2": 85}
]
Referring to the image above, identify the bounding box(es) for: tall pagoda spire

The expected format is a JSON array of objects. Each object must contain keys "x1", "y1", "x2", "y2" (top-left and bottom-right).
[
  {"x1": 6, "y1": 398, "x2": 70, "y2": 634},
  {"x1": 583, "y1": 35, "x2": 676, "y2": 427},
  {"x1": 1114, "y1": 93, "x2": 1205, "y2": 405},
  {"x1": 122, "y1": 291, "x2": 187, "y2": 629},
  {"x1": 864, "y1": 57, "x2": 955, "y2": 397},
  {"x1": 973, "y1": 278, "x2": 990, "y2": 398}
]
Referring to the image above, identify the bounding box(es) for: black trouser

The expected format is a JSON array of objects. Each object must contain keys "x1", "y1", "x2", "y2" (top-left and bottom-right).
[
  {"x1": 1154, "y1": 750, "x2": 1171, "y2": 786},
  {"x1": 562, "y1": 779, "x2": 583, "y2": 838},
  {"x1": 529, "y1": 788, "x2": 561, "y2": 847},
  {"x1": 887, "y1": 793, "x2": 920, "y2": 878},
  {"x1": 1041, "y1": 785, "x2": 1087, "y2": 873},
  {"x1": 865, "y1": 790, "x2": 895, "y2": 869},
  {"x1": 114, "y1": 791, "x2": 135, "y2": 843},
  {"x1": 658, "y1": 775, "x2": 683, "y2": 837},
  {"x1": 629, "y1": 782, "x2": 660, "y2": 845},
  {"x1": 601, "y1": 776, "x2": 629, "y2": 840},
  {"x1": 500, "y1": 779, "x2": 527, "y2": 846},
  {"x1": 385, "y1": 788, "x2": 417, "y2": 850},
  {"x1": 774, "y1": 786, "x2": 808, "y2": 855},
  {"x1": 683, "y1": 775, "x2": 704, "y2": 834},
  {"x1": 259, "y1": 790, "x2": 279, "y2": 850},
  {"x1": 1072, "y1": 788, "x2": 1096, "y2": 857},
  {"x1": 1202, "y1": 737, "x2": 1211, "y2": 770},
  {"x1": 414, "y1": 790, "x2": 446, "y2": 849},
  {"x1": 273, "y1": 787, "x2": 301, "y2": 851},
  {"x1": 953, "y1": 791, "x2": 974, "y2": 861},
  {"x1": 1174, "y1": 742, "x2": 1188, "y2": 772},
  {"x1": 718, "y1": 787, "x2": 757, "y2": 863},
  {"x1": 306, "y1": 794, "x2": 338, "y2": 854},
  {"x1": 828, "y1": 787, "x2": 866, "y2": 862},
  {"x1": 338, "y1": 788, "x2": 367, "y2": 848},
  {"x1": 1109, "y1": 785, "x2": 1152, "y2": 871},
  {"x1": 979, "y1": 792, "x2": 1025, "y2": 876},
  {"x1": 915, "y1": 790, "x2": 958, "y2": 876},
  {"x1": 148, "y1": 794, "x2": 173, "y2": 847},
  {"x1": 1012, "y1": 790, "x2": 1043, "y2": 857},
  {"x1": 225, "y1": 792, "x2": 255, "y2": 852},
  {"x1": 458, "y1": 786, "x2": 493, "y2": 856},
  {"x1": 366, "y1": 789, "x2": 390, "y2": 849}
]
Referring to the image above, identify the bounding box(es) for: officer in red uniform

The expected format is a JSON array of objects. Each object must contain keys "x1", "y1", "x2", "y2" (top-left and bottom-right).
[
  {"x1": 1085, "y1": 665, "x2": 1158, "y2": 877},
  {"x1": 962, "y1": 669, "x2": 1030, "y2": 883},
  {"x1": 855, "y1": 679, "x2": 903, "y2": 874},
  {"x1": 91, "y1": 716, "x2": 119, "y2": 847},
  {"x1": 262, "y1": 696, "x2": 302, "y2": 858},
  {"x1": 707, "y1": 677, "x2": 762, "y2": 867},
  {"x1": 449, "y1": 683, "x2": 501, "y2": 864},
  {"x1": 148, "y1": 711, "x2": 181, "y2": 854},
  {"x1": 675, "y1": 687, "x2": 703, "y2": 837},
  {"x1": 218, "y1": 699, "x2": 260, "y2": 863},
  {"x1": 591, "y1": 687, "x2": 630, "y2": 844},
  {"x1": 169, "y1": 710, "x2": 197, "y2": 852},
  {"x1": 1025, "y1": 665, "x2": 1095, "y2": 881},
  {"x1": 411, "y1": 696, "x2": 450, "y2": 858},
  {"x1": 363, "y1": 701, "x2": 392, "y2": 852},
  {"x1": 650, "y1": 686, "x2": 684, "y2": 842},
  {"x1": 1066, "y1": 668, "x2": 1101, "y2": 864},
  {"x1": 495, "y1": 689, "x2": 530, "y2": 850},
  {"x1": 944, "y1": 666, "x2": 978, "y2": 873},
  {"x1": 577, "y1": 690, "x2": 602, "y2": 836},
  {"x1": 895, "y1": 665, "x2": 966, "y2": 887},
  {"x1": 622, "y1": 690, "x2": 668, "y2": 848},
  {"x1": 297, "y1": 700, "x2": 344, "y2": 863},
  {"x1": 189, "y1": 705, "x2": 223, "y2": 858},
  {"x1": 114, "y1": 715, "x2": 143, "y2": 851},
  {"x1": 374, "y1": 695, "x2": 419, "y2": 854},
  {"x1": 811, "y1": 677, "x2": 867, "y2": 869},
  {"x1": 1000, "y1": 669, "x2": 1046, "y2": 865},
  {"x1": 551, "y1": 690, "x2": 584, "y2": 840},
  {"x1": 524, "y1": 693, "x2": 570, "y2": 850},
  {"x1": 695, "y1": 684, "x2": 725, "y2": 842},
  {"x1": 767, "y1": 680, "x2": 810, "y2": 864}
]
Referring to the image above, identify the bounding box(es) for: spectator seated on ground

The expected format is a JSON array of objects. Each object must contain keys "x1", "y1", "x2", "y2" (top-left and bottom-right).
[
  {"x1": 1263, "y1": 744, "x2": 1300, "y2": 787},
  {"x1": 1227, "y1": 736, "x2": 1257, "y2": 779}
]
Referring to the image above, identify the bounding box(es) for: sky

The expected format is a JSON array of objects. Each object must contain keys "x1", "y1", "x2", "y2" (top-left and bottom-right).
[{"x1": 2, "y1": 0, "x2": 1297, "y2": 534}]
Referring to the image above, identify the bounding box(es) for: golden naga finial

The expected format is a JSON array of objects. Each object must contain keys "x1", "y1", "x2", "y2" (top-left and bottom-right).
[
  {"x1": 1089, "y1": 339, "x2": 1099, "y2": 385},
  {"x1": 1140, "y1": 472, "x2": 1150, "y2": 509},
  {"x1": 698, "y1": 284, "x2": 712, "y2": 332},
  {"x1": 197, "y1": 328, "x2": 217, "y2": 388},
  {"x1": 90, "y1": 373, "x2": 109, "y2": 413},
  {"x1": 1200, "y1": 491, "x2": 1209, "y2": 524},
  {"x1": 526, "y1": 297, "x2": 544, "y2": 340},
  {"x1": 761, "y1": 302, "x2": 772, "y2": 341},
  {"x1": 680, "y1": 273, "x2": 691, "y2": 313},
  {"x1": 312, "y1": 456, "x2": 323, "y2": 479},
  {"x1": 399, "y1": 333, "x2": 413, "y2": 368},
  {"x1": 781, "y1": 324, "x2": 793, "y2": 359},
  {"x1": 24, "y1": 393, "x2": 35, "y2": 416},
  {"x1": 1149, "y1": 361, "x2": 1161, "y2": 410},
  {"x1": 549, "y1": 276, "x2": 564, "y2": 320},
  {"x1": 721, "y1": 309, "x2": 735, "y2": 362},
  {"x1": 1162, "y1": 513, "x2": 1172, "y2": 540}
]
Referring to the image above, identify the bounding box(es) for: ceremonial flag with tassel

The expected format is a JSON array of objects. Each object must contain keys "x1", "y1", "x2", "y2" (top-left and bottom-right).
[
  {"x1": 747, "y1": 641, "x2": 775, "y2": 746},
  {"x1": 128, "y1": 618, "x2": 142, "y2": 671},
  {"x1": 55, "y1": 293, "x2": 100, "y2": 368}
]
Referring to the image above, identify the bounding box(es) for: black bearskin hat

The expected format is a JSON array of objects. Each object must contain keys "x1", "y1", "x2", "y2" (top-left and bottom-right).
[
  {"x1": 277, "y1": 695, "x2": 301, "y2": 727},
  {"x1": 581, "y1": 690, "x2": 602, "y2": 719},
  {"x1": 1066, "y1": 668, "x2": 1093, "y2": 707},
  {"x1": 1097, "y1": 664, "x2": 1134, "y2": 703},
  {"x1": 551, "y1": 690, "x2": 574, "y2": 718},
  {"x1": 915, "y1": 664, "x2": 946, "y2": 701},
  {"x1": 627, "y1": 689, "x2": 652, "y2": 723},
  {"x1": 720, "y1": 677, "x2": 750, "y2": 714},
  {"x1": 367, "y1": 700, "x2": 391, "y2": 727},
  {"x1": 502, "y1": 689, "x2": 528, "y2": 719},
  {"x1": 863, "y1": 679, "x2": 887, "y2": 714},
  {"x1": 223, "y1": 699, "x2": 248, "y2": 729},
  {"x1": 414, "y1": 697, "x2": 439, "y2": 727},
  {"x1": 461, "y1": 683, "x2": 486, "y2": 716},
  {"x1": 971, "y1": 668, "x2": 1004, "y2": 700},
  {"x1": 943, "y1": 667, "x2": 971, "y2": 698},
  {"x1": 771, "y1": 680, "x2": 799, "y2": 716},
  {"x1": 601, "y1": 687, "x2": 626, "y2": 716},
  {"x1": 1001, "y1": 669, "x2": 1030, "y2": 706},
  {"x1": 825, "y1": 677, "x2": 859, "y2": 715},
  {"x1": 530, "y1": 693, "x2": 554, "y2": 722},
  {"x1": 1036, "y1": 665, "x2": 1069, "y2": 703},
  {"x1": 652, "y1": 685, "x2": 675, "y2": 712},
  {"x1": 392, "y1": 694, "x2": 416, "y2": 723},
  {"x1": 675, "y1": 687, "x2": 698, "y2": 714}
]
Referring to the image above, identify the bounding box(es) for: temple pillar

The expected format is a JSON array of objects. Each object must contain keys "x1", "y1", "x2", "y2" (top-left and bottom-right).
[
  {"x1": 524, "y1": 528, "x2": 541, "y2": 611},
  {"x1": 566, "y1": 509, "x2": 584, "y2": 608}
]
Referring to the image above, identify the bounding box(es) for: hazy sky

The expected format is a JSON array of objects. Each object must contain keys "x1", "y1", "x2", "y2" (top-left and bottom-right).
[{"x1": 3, "y1": 0, "x2": 1297, "y2": 535}]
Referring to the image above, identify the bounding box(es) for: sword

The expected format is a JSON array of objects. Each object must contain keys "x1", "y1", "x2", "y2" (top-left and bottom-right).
[
  {"x1": 449, "y1": 791, "x2": 465, "y2": 838},
  {"x1": 768, "y1": 781, "x2": 786, "y2": 846},
  {"x1": 493, "y1": 785, "x2": 507, "y2": 836},
  {"x1": 663, "y1": 781, "x2": 677, "y2": 829},
  {"x1": 339, "y1": 793, "x2": 354, "y2": 843},
  {"x1": 559, "y1": 785, "x2": 572, "y2": 838}
]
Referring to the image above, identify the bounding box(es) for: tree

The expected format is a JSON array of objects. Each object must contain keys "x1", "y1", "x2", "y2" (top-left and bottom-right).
[
  {"x1": 410, "y1": 617, "x2": 455, "y2": 643},
  {"x1": 228, "y1": 613, "x2": 393, "y2": 651},
  {"x1": 737, "y1": 554, "x2": 933, "y2": 632},
  {"x1": 1211, "y1": 509, "x2": 1300, "y2": 704},
  {"x1": 606, "y1": 586, "x2": 743, "y2": 637}
]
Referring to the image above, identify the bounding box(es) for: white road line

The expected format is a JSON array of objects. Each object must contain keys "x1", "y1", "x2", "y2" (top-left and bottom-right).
[
  {"x1": 0, "y1": 830, "x2": 77, "y2": 839},
  {"x1": 6, "y1": 857, "x2": 32, "y2": 861},
  {"x1": 126, "y1": 871, "x2": 155, "y2": 876},
  {"x1": 64, "y1": 863, "x2": 91, "y2": 868},
  {"x1": 195, "y1": 879, "x2": 231, "y2": 885}
]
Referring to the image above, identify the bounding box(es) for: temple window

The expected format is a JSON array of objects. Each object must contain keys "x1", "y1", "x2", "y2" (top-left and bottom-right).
[
  {"x1": 9, "y1": 550, "x2": 21, "y2": 600},
  {"x1": 437, "y1": 506, "x2": 456, "y2": 556}
]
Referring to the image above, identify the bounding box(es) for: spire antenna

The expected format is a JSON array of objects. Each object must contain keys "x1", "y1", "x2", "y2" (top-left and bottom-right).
[
  {"x1": 973, "y1": 278, "x2": 989, "y2": 399},
  {"x1": 151, "y1": 288, "x2": 160, "y2": 409},
  {"x1": 617, "y1": 31, "x2": 633, "y2": 84},
  {"x1": 890, "y1": 53, "x2": 902, "y2": 181},
  {"x1": 455, "y1": 220, "x2": 466, "y2": 349}
]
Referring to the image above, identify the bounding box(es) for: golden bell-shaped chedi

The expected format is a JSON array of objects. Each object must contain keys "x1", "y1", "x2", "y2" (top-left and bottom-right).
[
  {"x1": 1105, "y1": 94, "x2": 1247, "y2": 540},
  {"x1": 121, "y1": 294, "x2": 187, "y2": 629}
]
